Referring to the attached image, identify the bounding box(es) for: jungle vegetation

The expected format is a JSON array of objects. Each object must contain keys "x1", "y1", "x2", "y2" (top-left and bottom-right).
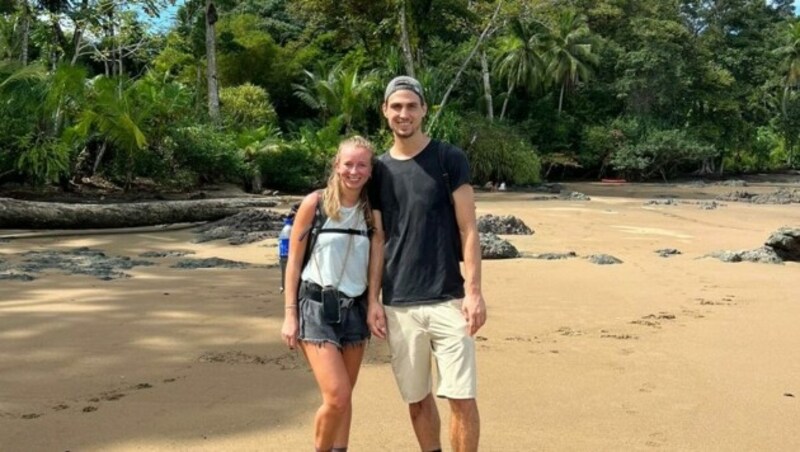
[{"x1": 1, "y1": 0, "x2": 798, "y2": 192}]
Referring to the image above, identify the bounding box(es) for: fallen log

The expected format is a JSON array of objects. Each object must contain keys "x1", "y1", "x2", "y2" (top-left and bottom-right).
[{"x1": 0, "y1": 197, "x2": 279, "y2": 229}]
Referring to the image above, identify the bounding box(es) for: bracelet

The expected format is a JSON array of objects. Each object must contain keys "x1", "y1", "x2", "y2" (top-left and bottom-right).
[{"x1": 285, "y1": 305, "x2": 298, "y2": 310}]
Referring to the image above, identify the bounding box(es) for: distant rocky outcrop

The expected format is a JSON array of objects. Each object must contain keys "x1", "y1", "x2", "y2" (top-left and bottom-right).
[
  {"x1": 194, "y1": 209, "x2": 284, "y2": 244},
  {"x1": 645, "y1": 198, "x2": 678, "y2": 206},
  {"x1": 704, "y1": 247, "x2": 783, "y2": 264},
  {"x1": 717, "y1": 188, "x2": 800, "y2": 205},
  {"x1": 560, "y1": 191, "x2": 591, "y2": 201},
  {"x1": 479, "y1": 232, "x2": 519, "y2": 259},
  {"x1": 477, "y1": 214, "x2": 533, "y2": 235},
  {"x1": 522, "y1": 251, "x2": 578, "y2": 260},
  {"x1": 585, "y1": 254, "x2": 623, "y2": 265},
  {"x1": 705, "y1": 227, "x2": 800, "y2": 264},
  {"x1": 655, "y1": 248, "x2": 682, "y2": 258}
]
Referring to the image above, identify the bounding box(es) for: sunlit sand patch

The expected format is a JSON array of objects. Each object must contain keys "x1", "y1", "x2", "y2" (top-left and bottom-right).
[
  {"x1": 588, "y1": 197, "x2": 633, "y2": 205},
  {"x1": 0, "y1": 329, "x2": 42, "y2": 340},
  {"x1": 539, "y1": 207, "x2": 595, "y2": 213},
  {"x1": 49, "y1": 238, "x2": 113, "y2": 248},
  {"x1": 610, "y1": 225, "x2": 693, "y2": 239}
]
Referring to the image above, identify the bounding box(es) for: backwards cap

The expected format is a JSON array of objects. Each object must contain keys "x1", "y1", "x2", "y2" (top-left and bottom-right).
[{"x1": 384, "y1": 76, "x2": 425, "y2": 104}]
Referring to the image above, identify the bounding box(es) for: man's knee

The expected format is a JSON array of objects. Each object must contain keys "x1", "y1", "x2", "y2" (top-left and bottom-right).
[
  {"x1": 448, "y1": 398, "x2": 478, "y2": 417},
  {"x1": 409, "y1": 393, "x2": 435, "y2": 418}
]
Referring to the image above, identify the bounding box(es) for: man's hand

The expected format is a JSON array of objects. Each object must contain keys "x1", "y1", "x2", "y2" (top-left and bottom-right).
[
  {"x1": 367, "y1": 301, "x2": 387, "y2": 339},
  {"x1": 462, "y1": 292, "x2": 487, "y2": 336}
]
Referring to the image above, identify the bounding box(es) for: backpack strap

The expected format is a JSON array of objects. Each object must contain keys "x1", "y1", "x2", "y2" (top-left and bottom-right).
[
  {"x1": 300, "y1": 191, "x2": 326, "y2": 272},
  {"x1": 439, "y1": 144, "x2": 456, "y2": 205},
  {"x1": 319, "y1": 228, "x2": 370, "y2": 236}
]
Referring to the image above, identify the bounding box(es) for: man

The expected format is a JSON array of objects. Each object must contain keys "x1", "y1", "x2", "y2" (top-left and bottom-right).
[{"x1": 367, "y1": 76, "x2": 487, "y2": 452}]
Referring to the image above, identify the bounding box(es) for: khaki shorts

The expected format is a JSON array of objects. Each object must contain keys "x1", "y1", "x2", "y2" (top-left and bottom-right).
[{"x1": 384, "y1": 299, "x2": 477, "y2": 403}]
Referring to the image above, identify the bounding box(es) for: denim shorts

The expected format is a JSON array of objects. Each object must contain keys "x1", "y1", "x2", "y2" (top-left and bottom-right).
[{"x1": 297, "y1": 281, "x2": 370, "y2": 348}]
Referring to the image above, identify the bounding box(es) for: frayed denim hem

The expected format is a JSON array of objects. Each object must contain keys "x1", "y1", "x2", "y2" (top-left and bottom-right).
[{"x1": 299, "y1": 338, "x2": 368, "y2": 352}]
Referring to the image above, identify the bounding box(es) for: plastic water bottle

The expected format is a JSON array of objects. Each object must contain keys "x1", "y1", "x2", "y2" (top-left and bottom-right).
[{"x1": 278, "y1": 217, "x2": 292, "y2": 293}]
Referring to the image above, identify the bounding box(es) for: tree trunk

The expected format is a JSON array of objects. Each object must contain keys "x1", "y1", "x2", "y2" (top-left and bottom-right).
[
  {"x1": 0, "y1": 198, "x2": 278, "y2": 229},
  {"x1": 206, "y1": 0, "x2": 221, "y2": 123},
  {"x1": 399, "y1": 0, "x2": 415, "y2": 78},
  {"x1": 500, "y1": 84, "x2": 513, "y2": 120},
  {"x1": 481, "y1": 49, "x2": 493, "y2": 121},
  {"x1": 558, "y1": 82, "x2": 565, "y2": 115},
  {"x1": 92, "y1": 141, "x2": 108, "y2": 175},
  {"x1": 20, "y1": 7, "x2": 30, "y2": 65},
  {"x1": 427, "y1": 0, "x2": 503, "y2": 131}
]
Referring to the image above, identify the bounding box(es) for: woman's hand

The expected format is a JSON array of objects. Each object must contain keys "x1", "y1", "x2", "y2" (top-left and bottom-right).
[{"x1": 281, "y1": 309, "x2": 299, "y2": 349}]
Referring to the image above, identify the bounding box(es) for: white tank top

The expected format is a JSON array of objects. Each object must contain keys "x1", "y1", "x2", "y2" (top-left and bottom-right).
[{"x1": 301, "y1": 204, "x2": 370, "y2": 297}]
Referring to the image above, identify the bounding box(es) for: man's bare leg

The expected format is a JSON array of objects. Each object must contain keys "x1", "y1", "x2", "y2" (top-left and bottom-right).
[
  {"x1": 449, "y1": 398, "x2": 479, "y2": 452},
  {"x1": 409, "y1": 393, "x2": 441, "y2": 451}
]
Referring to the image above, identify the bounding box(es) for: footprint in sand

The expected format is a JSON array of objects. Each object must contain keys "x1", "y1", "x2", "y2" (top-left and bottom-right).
[
  {"x1": 21, "y1": 413, "x2": 42, "y2": 419},
  {"x1": 556, "y1": 327, "x2": 583, "y2": 337},
  {"x1": 645, "y1": 431, "x2": 667, "y2": 448},
  {"x1": 82, "y1": 406, "x2": 97, "y2": 413},
  {"x1": 632, "y1": 312, "x2": 677, "y2": 328},
  {"x1": 639, "y1": 382, "x2": 656, "y2": 393},
  {"x1": 600, "y1": 330, "x2": 638, "y2": 340}
]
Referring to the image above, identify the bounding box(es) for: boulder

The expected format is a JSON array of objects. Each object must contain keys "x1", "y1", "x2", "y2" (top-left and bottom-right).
[
  {"x1": 479, "y1": 232, "x2": 519, "y2": 259},
  {"x1": 477, "y1": 214, "x2": 533, "y2": 235},
  {"x1": 765, "y1": 227, "x2": 800, "y2": 261}
]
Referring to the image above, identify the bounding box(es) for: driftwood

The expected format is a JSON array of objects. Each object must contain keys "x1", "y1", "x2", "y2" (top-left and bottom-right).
[{"x1": 0, "y1": 197, "x2": 278, "y2": 229}]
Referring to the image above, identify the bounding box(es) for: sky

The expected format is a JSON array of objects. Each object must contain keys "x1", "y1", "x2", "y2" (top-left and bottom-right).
[{"x1": 138, "y1": 1, "x2": 799, "y2": 34}]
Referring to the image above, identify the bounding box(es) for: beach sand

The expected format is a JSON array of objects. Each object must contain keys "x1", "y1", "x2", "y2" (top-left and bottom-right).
[{"x1": 1, "y1": 180, "x2": 799, "y2": 451}]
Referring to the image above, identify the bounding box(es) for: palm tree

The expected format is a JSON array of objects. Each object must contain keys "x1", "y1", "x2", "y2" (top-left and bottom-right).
[
  {"x1": 74, "y1": 76, "x2": 149, "y2": 187},
  {"x1": 493, "y1": 18, "x2": 547, "y2": 120},
  {"x1": 775, "y1": 21, "x2": 800, "y2": 91},
  {"x1": 205, "y1": 0, "x2": 220, "y2": 122},
  {"x1": 543, "y1": 10, "x2": 599, "y2": 115},
  {"x1": 292, "y1": 63, "x2": 377, "y2": 133},
  {"x1": 774, "y1": 21, "x2": 800, "y2": 167}
]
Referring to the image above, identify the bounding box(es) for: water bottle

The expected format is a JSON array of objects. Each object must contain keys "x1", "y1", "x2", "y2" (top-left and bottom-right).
[{"x1": 278, "y1": 217, "x2": 292, "y2": 293}]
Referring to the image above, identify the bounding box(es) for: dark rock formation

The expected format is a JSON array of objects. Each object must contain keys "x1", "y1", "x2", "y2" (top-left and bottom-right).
[
  {"x1": 194, "y1": 209, "x2": 284, "y2": 244},
  {"x1": 585, "y1": 254, "x2": 623, "y2": 265},
  {"x1": 479, "y1": 232, "x2": 519, "y2": 259},
  {"x1": 717, "y1": 188, "x2": 800, "y2": 205},
  {"x1": 523, "y1": 251, "x2": 578, "y2": 260},
  {"x1": 765, "y1": 227, "x2": 800, "y2": 261},
  {"x1": 477, "y1": 214, "x2": 533, "y2": 235},
  {"x1": 655, "y1": 249, "x2": 682, "y2": 257},
  {"x1": 704, "y1": 247, "x2": 783, "y2": 264}
]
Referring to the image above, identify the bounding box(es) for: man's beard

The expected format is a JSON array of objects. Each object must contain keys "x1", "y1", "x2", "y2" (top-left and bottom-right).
[{"x1": 391, "y1": 122, "x2": 418, "y2": 138}]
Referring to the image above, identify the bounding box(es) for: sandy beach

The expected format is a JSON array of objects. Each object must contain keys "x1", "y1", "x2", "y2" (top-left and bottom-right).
[{"x1": 1, "y1": 179, "x2": 799, "y2": 451}]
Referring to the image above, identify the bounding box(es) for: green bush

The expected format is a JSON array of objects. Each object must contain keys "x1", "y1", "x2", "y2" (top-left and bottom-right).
[
  {"x1": 165, "y1": 126, "x2": 244, "y2": 185},
  {"x1": 15, "y1": 138, "x2": 71, "y2": 185},
  {"x1": 457, "y1": 115, "x2": 541, "y2": 185},
  {"x1": 220, "y1": 83, "x2": 278, "y2": 130},
  {"x1": 610, "y1": 128, "x2": 718, "y2": 181},
  {"x1": 580, "y1": 117, "x2": 639, "y2": 171},
  {"x1": 252, "y1": 142, "x2": 322, "y2": 192}
]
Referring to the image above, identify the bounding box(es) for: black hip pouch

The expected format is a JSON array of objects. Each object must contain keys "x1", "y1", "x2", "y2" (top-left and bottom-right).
[{"x1": 321, "y1": 286, "x2": 342, "y2": 324}]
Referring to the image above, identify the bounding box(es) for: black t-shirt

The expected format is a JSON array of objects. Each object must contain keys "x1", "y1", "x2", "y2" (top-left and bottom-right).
[{"x1": 369, "y1": 140, "x2": 470, "y2": 306}]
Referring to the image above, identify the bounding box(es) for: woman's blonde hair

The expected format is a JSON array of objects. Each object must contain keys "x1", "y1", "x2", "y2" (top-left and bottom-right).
[{"x1": 322, "y1": 136, "x2": 375, "y2": 226}]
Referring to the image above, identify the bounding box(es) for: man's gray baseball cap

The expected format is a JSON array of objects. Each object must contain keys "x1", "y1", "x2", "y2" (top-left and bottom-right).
[{"x1": 384, "y1": 76, "x2": 425, "y2": 104}]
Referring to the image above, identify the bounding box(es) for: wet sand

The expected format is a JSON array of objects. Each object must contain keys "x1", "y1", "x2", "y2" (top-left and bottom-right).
[{"x1": 1, "y1": 180, "x2": 799, "y2": 451}]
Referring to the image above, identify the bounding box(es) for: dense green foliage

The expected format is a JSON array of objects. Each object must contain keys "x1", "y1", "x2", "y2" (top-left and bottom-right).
[{"x1": 1, "y1": 0, "x2": 799, "y2": 192}]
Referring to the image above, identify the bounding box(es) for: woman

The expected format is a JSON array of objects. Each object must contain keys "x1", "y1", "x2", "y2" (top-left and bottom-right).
[{"x1": 281, "y1": 136, "x2": 374, "y2": 452}]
